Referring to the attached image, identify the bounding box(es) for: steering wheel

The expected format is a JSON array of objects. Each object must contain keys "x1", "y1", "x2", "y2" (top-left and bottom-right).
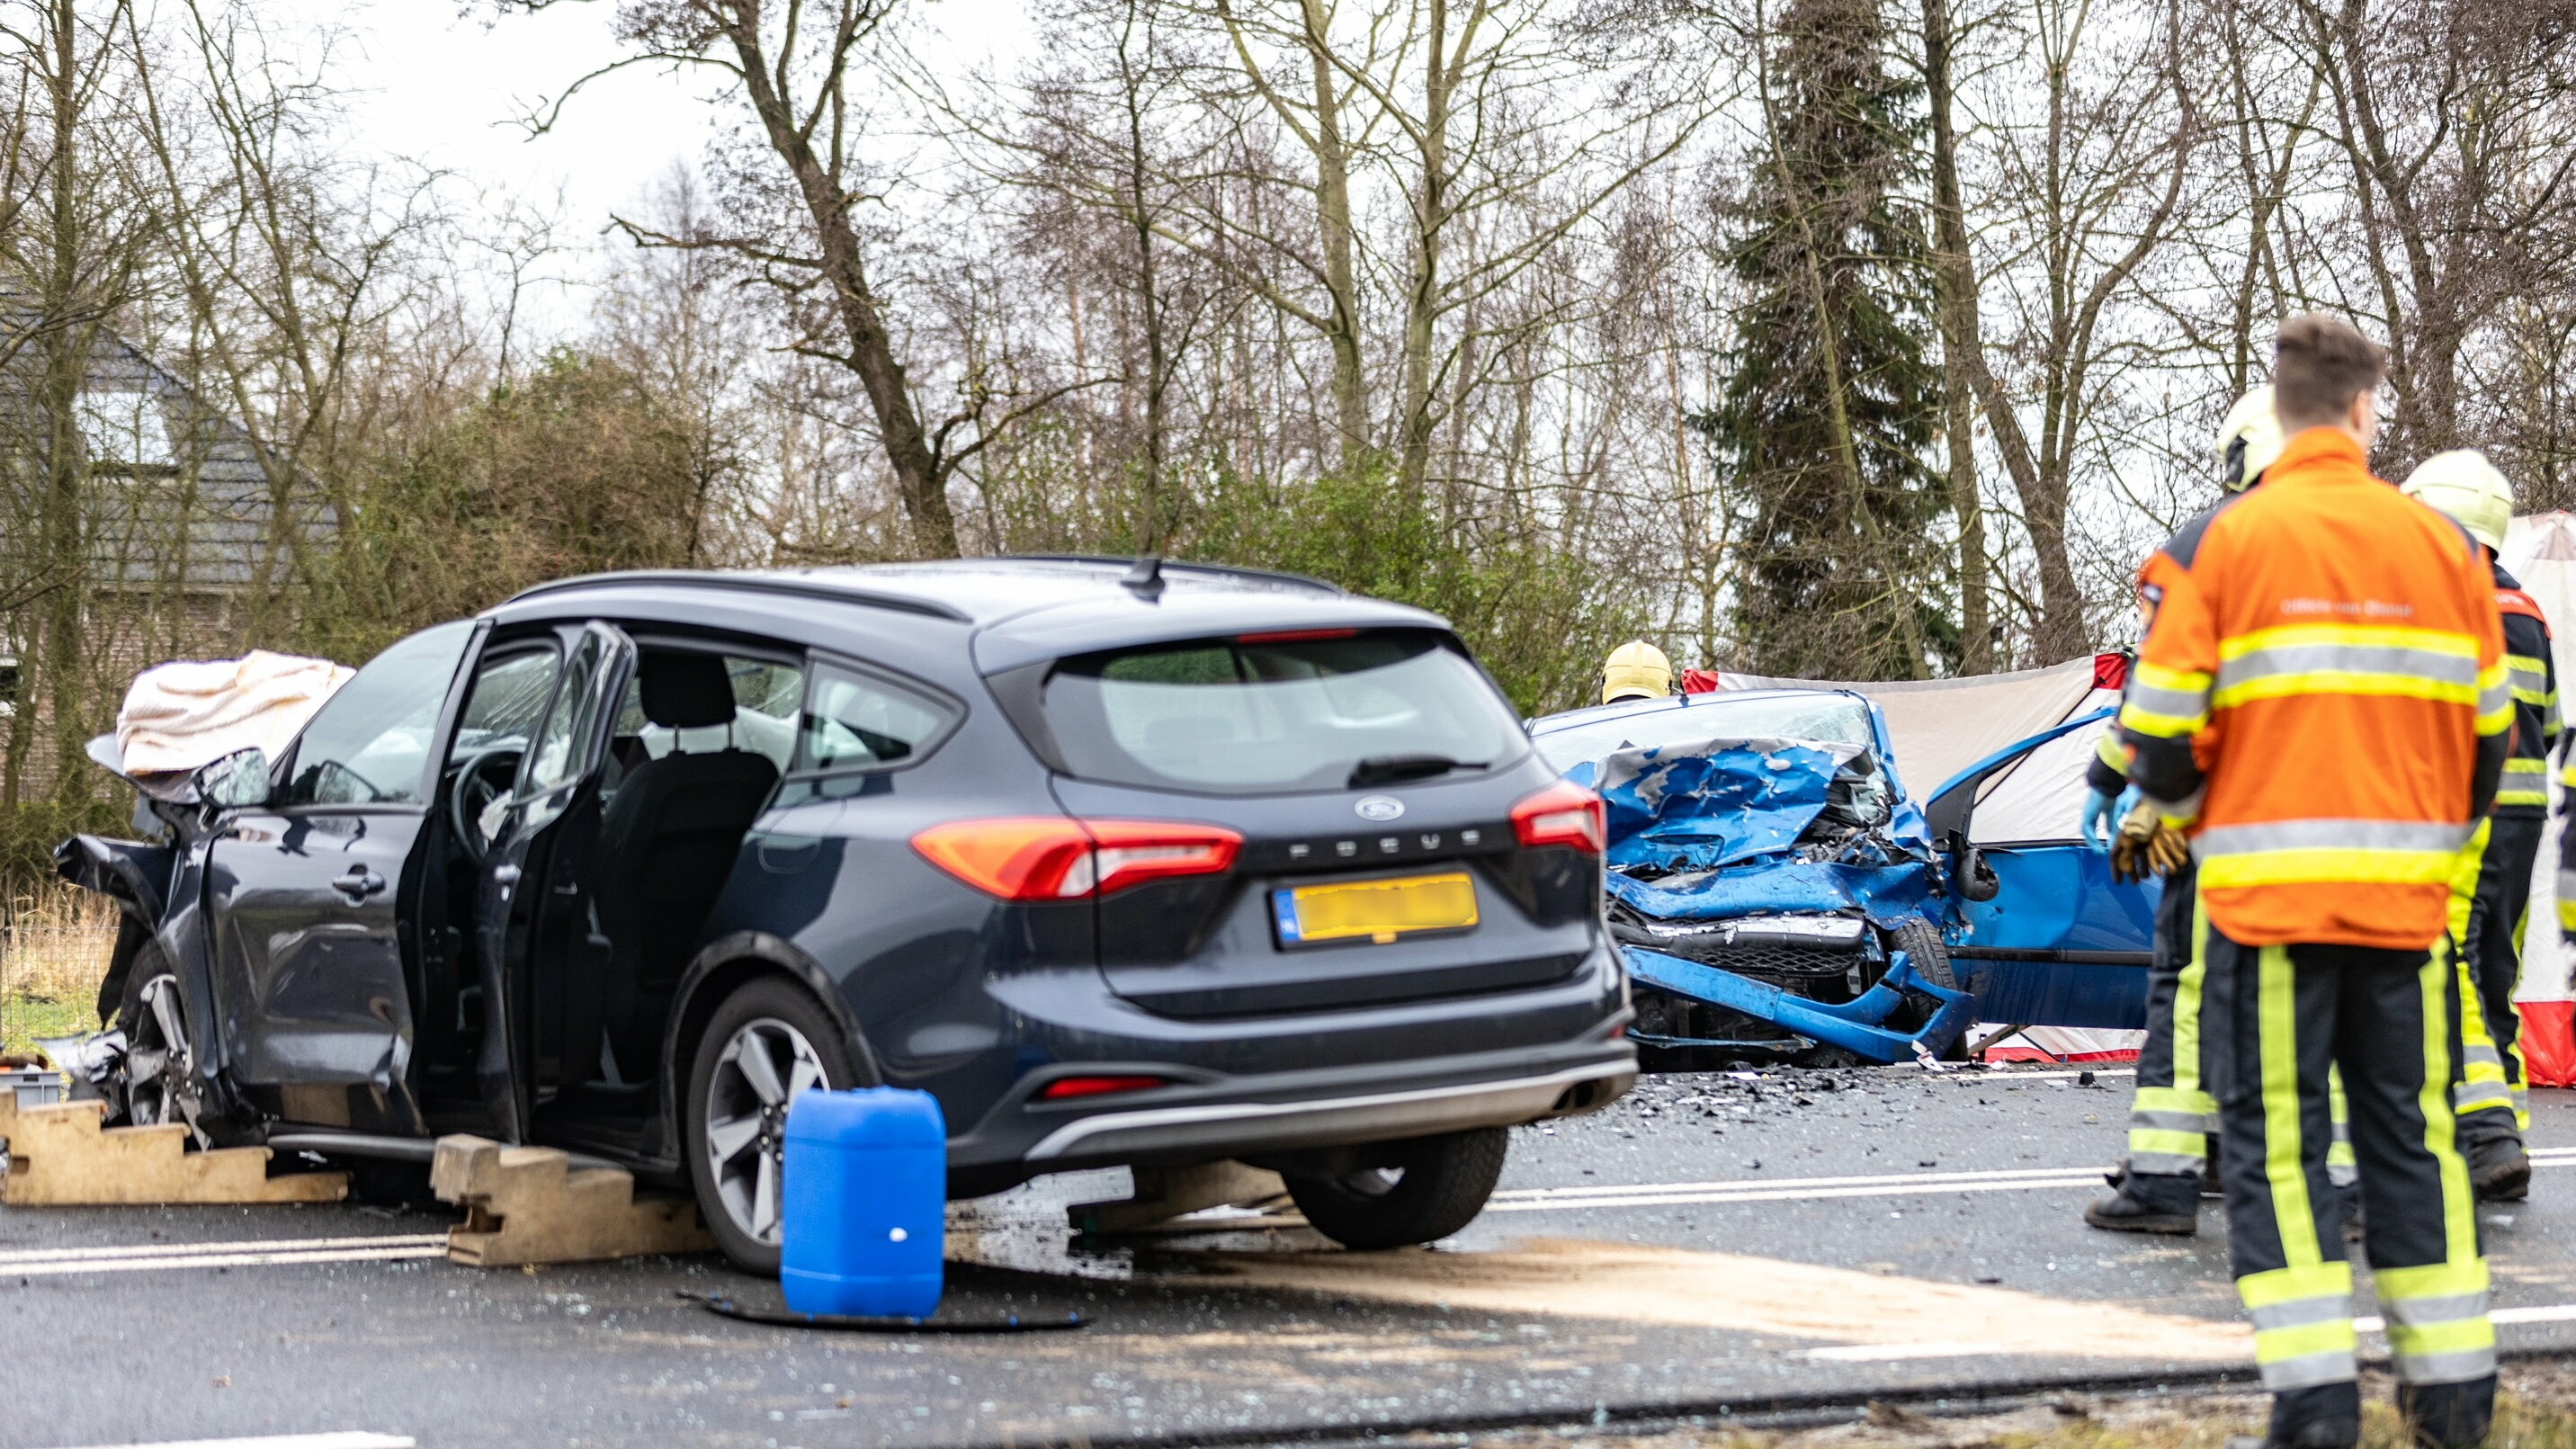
[{"x1": 447, "y1": 748, "x2": 523, "y2": 866}]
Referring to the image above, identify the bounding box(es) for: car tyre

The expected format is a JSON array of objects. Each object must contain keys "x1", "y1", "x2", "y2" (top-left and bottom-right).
[
  {"x1": 114, "y1": 946, "x2": 206, "y2": 1144},
  {"x1": 1283, "y1": 1127, "x2": 1508, "y2": 1250},
  {"x1": 683, "y1": 975, "x2": 863, "y2": 1275},
  {"x1": 1889, "y1": 917, "x2": 1956, "y2": 990}
]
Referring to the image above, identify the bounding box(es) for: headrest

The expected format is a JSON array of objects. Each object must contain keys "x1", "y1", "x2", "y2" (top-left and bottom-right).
[{"x1": 639, "y1": 652, "x2": 738, "y2": 729}]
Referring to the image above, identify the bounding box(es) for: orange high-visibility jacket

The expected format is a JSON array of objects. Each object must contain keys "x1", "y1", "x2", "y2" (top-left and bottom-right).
[{"x1": 2118, "y1": 428, "x2": 2510, "y2": 950}]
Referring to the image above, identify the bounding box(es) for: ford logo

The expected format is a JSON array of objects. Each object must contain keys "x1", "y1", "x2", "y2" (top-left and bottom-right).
[{"x1": 1354, "y1": 795, "x2": 1405, "y2": 822}]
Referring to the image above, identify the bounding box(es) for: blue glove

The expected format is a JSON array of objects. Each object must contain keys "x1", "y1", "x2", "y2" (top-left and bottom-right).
[{"x1": 2080, "y1": 786, "x2": 2139, "y2": 849}]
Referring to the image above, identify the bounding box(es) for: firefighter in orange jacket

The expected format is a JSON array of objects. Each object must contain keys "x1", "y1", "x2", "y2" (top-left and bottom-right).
[{"x1": 2120, "y1": 314, "x2": 2505, "y2": 1449}]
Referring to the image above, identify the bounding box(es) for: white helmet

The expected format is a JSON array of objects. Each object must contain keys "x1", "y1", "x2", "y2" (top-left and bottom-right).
[
  {"x1": 2217, "y1": 386, "x2": 2286, "y2": 492},
  {"x1": 1602, "y1": 640, "x2": 1673, "y2": 704},
  {"x1": 2402, "y1": 450, "x2": 2514, "y2": 553}
]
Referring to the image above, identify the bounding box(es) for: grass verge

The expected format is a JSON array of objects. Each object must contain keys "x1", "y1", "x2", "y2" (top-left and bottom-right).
[{"x1": 1, "y1": 879, "x2": 116, "y2": 1055}]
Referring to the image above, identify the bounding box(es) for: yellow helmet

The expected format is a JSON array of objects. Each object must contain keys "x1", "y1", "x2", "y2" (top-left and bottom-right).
[
  {"x1": 2402, "y1": 450, "x2": 2514, "y2": 553},
  {"x1": 2217, "y1": 386, "x2": 2286, "y2": 492},
  {"x1": 1602, "y1": 640, "x2": 1674, "y2": 704}
]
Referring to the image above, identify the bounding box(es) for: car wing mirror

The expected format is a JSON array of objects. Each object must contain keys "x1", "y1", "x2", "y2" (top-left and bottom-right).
[
  {"x1": 193, "y1": 747, "x2": 273, "y2": 809},
  {"x1": 1945, "y1": 828, "x2": 2000, "y2": 902}
]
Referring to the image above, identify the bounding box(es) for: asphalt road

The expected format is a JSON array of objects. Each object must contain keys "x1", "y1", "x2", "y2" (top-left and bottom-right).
[{"x1": 8, "y1": 1064, "x2": 2575, "y2": 1449}]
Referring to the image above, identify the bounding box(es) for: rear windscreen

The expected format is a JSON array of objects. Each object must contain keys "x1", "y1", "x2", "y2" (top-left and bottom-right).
[{"x1": 1042, "y1": 630, "x2": 1528, "y2": 794}]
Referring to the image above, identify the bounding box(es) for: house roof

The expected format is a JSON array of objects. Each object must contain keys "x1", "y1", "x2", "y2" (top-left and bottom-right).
[{"x1": 4, "y1": 322, "x2": 332, "y2": 590}]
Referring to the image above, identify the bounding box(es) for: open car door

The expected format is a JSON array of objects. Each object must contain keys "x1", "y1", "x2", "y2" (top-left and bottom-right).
[
  {"x1": 470, "y1": 620, "x2": 636, "y2": 1143},
  {"x1": 201, "y1": 622, "x2": 480, "y2": 1135},
  {"x1": 1924, "y1": 710, "x2": 2159, "y2": 1030}
]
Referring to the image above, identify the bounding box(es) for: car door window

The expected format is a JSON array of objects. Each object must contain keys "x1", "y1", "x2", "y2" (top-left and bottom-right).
[
  {"x1": 789, "y1": 661, "x2": 959, "y2": 798},
  {"x1": 526, "y1": 629, "x2": 618, "y2": 797},
  {"x1": 451, "y1": 648, "x2": 561, "y2": 765},
  {"x1": 278, "y1": 621, "x2": 474, "y2": 807},
  {"x1": 612, "y1": 651, "x2": 804, "y2": 774}
]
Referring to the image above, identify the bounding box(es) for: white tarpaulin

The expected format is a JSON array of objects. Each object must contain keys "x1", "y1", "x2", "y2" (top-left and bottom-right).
[
  {"x1": 116, "y1": 650, "x2": 352, "y2": 779},
  {"x1": 2502, "y1": 513, "x2": 2576, "y2": 1004},
  {"x1": 1713, "y1": 656, "x2": 2116, "y2": 841}
]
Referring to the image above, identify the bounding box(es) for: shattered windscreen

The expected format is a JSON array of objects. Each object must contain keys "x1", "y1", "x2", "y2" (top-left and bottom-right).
[{"x1": 1533, "y1": 693, "x2": 1874, "y2": 774}]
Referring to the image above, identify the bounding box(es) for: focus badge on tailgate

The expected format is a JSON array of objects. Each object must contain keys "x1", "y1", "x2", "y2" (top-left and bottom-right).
[{"x1": 1273, "y1": 872, "x2": 1479, "y2": 947}]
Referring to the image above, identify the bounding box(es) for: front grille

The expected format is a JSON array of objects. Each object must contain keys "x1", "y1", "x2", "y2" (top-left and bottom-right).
[{"x1": 1618, "y1": 924, "x2": 1859, "y2": 981}]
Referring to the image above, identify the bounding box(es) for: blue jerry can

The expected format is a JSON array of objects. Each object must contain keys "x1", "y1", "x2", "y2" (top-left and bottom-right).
[{"x1": 781, "y1": 1086, "x2": 946, "y2": 1318}]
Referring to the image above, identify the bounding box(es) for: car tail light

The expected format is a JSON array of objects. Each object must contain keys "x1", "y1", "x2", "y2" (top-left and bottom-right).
[
  {"x1": 911, "y1": 818, "x2": 1096, "y2": 899},
  {"x1": 912, "y1": 818, "x2": 1242, "y2": 899},
  {"x1": 1072, "y1": 820, "x2": 1243, "y2": 895},
  {"x1": 1512, "y1": 778, "x2": 1605, "y2": 854},
  {"x1": 1037, "y1": 1074, "x2": 1170, "y2": 1101}
]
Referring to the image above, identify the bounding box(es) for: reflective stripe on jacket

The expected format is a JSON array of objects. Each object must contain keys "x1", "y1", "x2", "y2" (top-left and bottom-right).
[
  {"x1": 2495, "y1": 572, "x2": 2558, "y2": 815},
  {"x1": 2118, "y1": 427, "x2": 2509, "y2": 950}
]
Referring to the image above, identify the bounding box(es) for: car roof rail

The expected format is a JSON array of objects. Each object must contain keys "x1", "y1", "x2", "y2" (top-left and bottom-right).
[
  {"x1": 1001, "y1": 554, "x2": 1346, "y2": 595},
  {"x1": 502, "y1": 570, "x2": 971, "y2": 622}
]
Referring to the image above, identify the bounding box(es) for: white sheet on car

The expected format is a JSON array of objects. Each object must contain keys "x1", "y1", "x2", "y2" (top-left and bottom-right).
[
  {"x1": 115, "y1": 649, "x2": 353, "y2": 778},
  {"x1": 1711, "y1": 657, "x2": 2112, "y2": 842},
  {"x1": 2504, "y1": 512, "x2": 2576, "y2": 1001}
]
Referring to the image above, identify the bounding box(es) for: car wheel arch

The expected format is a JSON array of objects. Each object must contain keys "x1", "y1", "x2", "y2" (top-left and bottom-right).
[{"x1": 657, "y1": 932, "x2": 883, "y2": 1151}]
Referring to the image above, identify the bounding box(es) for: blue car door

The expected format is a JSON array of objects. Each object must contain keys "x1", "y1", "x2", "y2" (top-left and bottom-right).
[{"x1": 1922, "y1": 711, "x2": 2159, "y2": 1029}]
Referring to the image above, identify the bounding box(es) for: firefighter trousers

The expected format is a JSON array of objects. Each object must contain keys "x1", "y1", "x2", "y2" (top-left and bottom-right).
[
  {"x1": 2205, "y1": 916, "x2": 2492, "y2": 1393},
  {"x1": 2450, "y1": 814, "x2": 2541, "y2": 1131},
  {"x1": 2127, "y1": 858, "x2": 2217, "y2": 1179},
  {"x1": 2129, "y1": 863, "x2": 2357, "y2": 1191}
]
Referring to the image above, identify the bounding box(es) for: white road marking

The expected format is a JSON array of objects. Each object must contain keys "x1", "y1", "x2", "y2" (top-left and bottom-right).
[
  {"x1": 40, "y1": 1435, "x2": 414, "y2": 1449},
  {"x1": 0, "y1": 1235, "x2": 448, "y2": 1277},
  {"x1": 1491, "y1": 1165, "x2": 2102, "y2": 1212},
  {"x1": 0, "y1": 1234, "x2": 448, "y2": 1266},
  {"x1": 1489, "y1": 1177, "x2": 2104, "y2": 1212},
  {"x1": 1494, "y1": 1146, "x2": 2576, "y2": 1215}
]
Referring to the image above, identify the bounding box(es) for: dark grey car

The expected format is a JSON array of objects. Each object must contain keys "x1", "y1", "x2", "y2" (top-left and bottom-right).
[{"x1": 56, "y1": 559, "x2": 1635, "y2": 1268}]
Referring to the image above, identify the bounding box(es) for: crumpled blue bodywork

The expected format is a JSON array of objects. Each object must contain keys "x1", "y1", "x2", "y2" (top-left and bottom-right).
[
  {"x1": 1587, "y1": 733, "x2": 1942, "y2": 931},
  {"x1": 1596, "y1": 737, "x2": 1845, "y2": 867}
]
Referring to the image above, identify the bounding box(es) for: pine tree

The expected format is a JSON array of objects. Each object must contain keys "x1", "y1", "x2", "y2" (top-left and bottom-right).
[{"x1": 1698, "y1": 0, "x2": 1953, "y2": 680}]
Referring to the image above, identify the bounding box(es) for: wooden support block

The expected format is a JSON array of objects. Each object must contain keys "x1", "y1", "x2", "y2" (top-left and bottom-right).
[
  {"x1": 1069, "y1": 1160, "x2": 1292, "y2": 1235},
  {"x1": 432, "y1": 1134, "x2": 715, "y2": 1267},
  {"x1": 0, "y1": 1097, "x2": 346, "y2": 1206}
]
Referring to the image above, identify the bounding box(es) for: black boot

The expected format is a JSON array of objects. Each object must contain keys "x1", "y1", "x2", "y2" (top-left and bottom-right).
[
  {"x1": 2267, "y1": 1382, "x2": 2362, "y2": 1448},
  {"x1": 2084, "y1": 1169, "x2": 2199, "y2": 1234},
  {"x1": 2467, "y1": 1130, "x2": 2530, "y2": 1203},
  {"x1": 2397, "y1": 1374, "x2": 2497, "y2": 1449}
]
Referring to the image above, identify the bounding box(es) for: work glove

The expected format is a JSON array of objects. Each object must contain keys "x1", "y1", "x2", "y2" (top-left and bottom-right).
[
  {"x1": 2110, "y1": 799, "x2": 2190, "y2": 883},
  {"x1": 2080, "y1": 784, "x2": 2140, "y2": 850}
]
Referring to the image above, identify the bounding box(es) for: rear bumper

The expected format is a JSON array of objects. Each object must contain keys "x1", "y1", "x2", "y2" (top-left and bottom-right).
[
  {"x1": 947, "y1": 1035, "x2": 1635, "y2": 1178},
  {"x1": 1024, "y1": 1056, "x2": 1632, "y2": 1161}
]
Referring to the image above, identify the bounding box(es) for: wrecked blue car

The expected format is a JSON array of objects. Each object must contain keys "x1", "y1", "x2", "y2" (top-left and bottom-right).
[{"x1": 1530, "y1": 687, "x2": 2159, "y2": 1067}]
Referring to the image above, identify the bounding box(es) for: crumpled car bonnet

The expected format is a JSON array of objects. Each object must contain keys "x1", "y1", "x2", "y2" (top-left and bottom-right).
[
  {"x1": 1579, "y1": 732, "x2": 1939, "y2": 925},
  {"x1": 1590, "y1": 734, "x2": 1856, "y2": 868}
]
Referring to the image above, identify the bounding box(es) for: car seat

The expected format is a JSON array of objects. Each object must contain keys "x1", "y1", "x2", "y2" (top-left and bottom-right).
[{"x1": 588, "y1": 652, "x2": 780, "y2": 1082}]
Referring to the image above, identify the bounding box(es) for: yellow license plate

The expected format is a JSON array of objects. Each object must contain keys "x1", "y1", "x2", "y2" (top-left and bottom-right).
[{"x1": 1272, "y1": 872, "x2": 1479, "y2": 946}]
